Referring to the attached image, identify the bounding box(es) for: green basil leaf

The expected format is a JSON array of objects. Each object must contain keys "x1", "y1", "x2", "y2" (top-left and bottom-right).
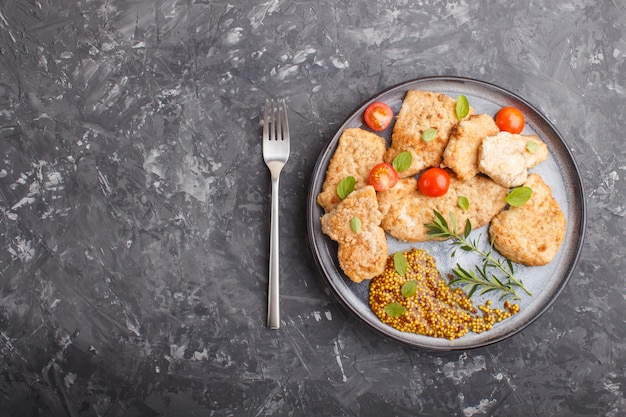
[
  {"x1": 506, "y1": 186, "x2": 532, "y2": 207},
  {"x1": 455, "y1": 95, "x2": 470, "y2": 120},
  {"x1": 384, "y1": 302, "x2": 405, "y2": 318},
  {"x1": 393, "y1": 251, "x2": 408, "y2": 276},
  {"x1": 392, "y1": 151, "x2": 412, "y2": 172},
  {"x1": 458, "y1": 196, "x2": 470, "y2": 211},
  {"x1": 350, "y1": 216, "x2": 361, "y2": 234},
  {"x1": 421, "y1": 128, "x2": 438, "y2": 142},
  {"x1": 526, "y1": 141, "x2": 539, "y2": 153},
  {"x1": 401, "y1": 280, "x2": 417, "y2": 298},
  {"x1": 336, "y1": 176, "x2": 356, "y2": 200}
]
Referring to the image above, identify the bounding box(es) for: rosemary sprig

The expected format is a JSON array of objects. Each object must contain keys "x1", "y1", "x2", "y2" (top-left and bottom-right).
[
  {"x1": 425, "y1": 210, "x2": 532, "y2": 300},
  {"x1": 451, "y1": 264, "x2": 520, "y2": 301}
]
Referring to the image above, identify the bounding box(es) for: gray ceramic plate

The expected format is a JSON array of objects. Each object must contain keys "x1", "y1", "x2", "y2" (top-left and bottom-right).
[
  {"x1": 307, "y1": 77, "x2": 585, "y2": 350},
  {"x1": 306, "y1": 76, "x2": 586, "y2": 350}
]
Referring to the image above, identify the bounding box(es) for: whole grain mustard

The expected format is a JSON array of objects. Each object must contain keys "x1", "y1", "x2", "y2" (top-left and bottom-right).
[{"x1": 368, "y1": 248, "x2": 520, "y2": 340}]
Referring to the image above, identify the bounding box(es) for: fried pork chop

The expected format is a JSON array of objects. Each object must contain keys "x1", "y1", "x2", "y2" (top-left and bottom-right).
[
  {"x1": 489, "y1": 174, "x2": 566, "y2": 266},
  {"x1": 478, "y1": 131, "x2": 549, "y2": 188},
  {"x1": 317, "y1": 128, "x2": 386, "y2": 212},
  {"x1": 384, "y1": 90, "x2": 474, "y2": 178},
  {"x1": 441, "y1": 114, "x2": 500, "y2": 180},
  {"x1": 320, "y1": 186, "x2": 388, "y2": 283},
  {"x1": 377, "y1": 173, "x2": 508, "y2": 242}
]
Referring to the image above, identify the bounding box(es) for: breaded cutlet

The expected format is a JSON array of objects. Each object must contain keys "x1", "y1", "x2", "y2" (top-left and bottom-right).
[
  {"x1": 377, "y1": 173, "x2": 508, "y2": 242},
  {"x1": 478, "y1": 131, "x2": 549, "y2": 188},
  {"x1": 317, "y1": 128, "x2": 386, "y2": 212},
  {"x1": 320, "y1": 185, "x2": 388, "y2": 283},
  {"x1": 384, "y1": 90, "x2": 474, "y2": 178},
  {"x1": 489, "y1": 174, "x2": 566, "y2": 266},
  {"x1": 441, "y1": 114, "x2": 500, "y2": 180}
]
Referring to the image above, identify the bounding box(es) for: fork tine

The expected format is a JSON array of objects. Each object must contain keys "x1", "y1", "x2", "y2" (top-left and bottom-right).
[
  {"x1": 263, "y1": 99, "x2": 269, "y2": 140},
  {"x1": 280, "y1": 99, "x2": 289, "y2": 143},
  {"x1": 273, "y1": 100, "x2": 281, "y2": 142}
]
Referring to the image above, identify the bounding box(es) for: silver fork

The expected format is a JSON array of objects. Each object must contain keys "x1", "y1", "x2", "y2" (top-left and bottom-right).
[{"x1": 263, "y1": 99, "x2": 290, "y2": 329}]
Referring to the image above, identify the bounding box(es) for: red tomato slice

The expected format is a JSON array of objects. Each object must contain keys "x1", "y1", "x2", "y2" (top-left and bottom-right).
[
  {"x1": 418, "y1": 167, "x2": 450, "y2": 197},
  {"x1": 363, "y1": 102, "x2": 393, "y2": 131},
  {"x1": 495, "y1": 106, "x2": 525, "y2": 134},
  {"x1": 368, "y1": 162, "x2": 398, "y2": 192}
]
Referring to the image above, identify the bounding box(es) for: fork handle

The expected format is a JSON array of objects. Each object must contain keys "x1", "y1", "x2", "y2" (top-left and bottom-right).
[{"x1": 267, "y1": 175, "x2": 280, "y2": 329}]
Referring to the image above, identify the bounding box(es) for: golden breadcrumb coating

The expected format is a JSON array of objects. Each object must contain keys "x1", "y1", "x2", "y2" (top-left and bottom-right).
[
  {"x1": 489, "y1": 174, "x2": 566, "y2": 266},
  {"x1": 320, "y1": 186, "x2": 388, "y2": 282},
  {"x1": 317, "y1": 128, "x2": 386, "y2": 212},
  {"x1": 441, "y1": 114, "x2": 500, "y2": 180},
  {"x1": 377, "y1": 173, "x2": 508, "y2": 242},
  {"x1": 384, "y1": 90, "x2": 474, "y2": 178}
]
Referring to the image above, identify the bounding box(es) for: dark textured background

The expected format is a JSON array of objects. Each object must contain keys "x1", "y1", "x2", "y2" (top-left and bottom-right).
[{"x1": 0, "y1": 0, "x2": 624, "y2": 416}]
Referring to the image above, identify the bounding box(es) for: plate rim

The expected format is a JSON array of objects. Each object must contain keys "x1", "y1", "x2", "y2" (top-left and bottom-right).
[{"x1": 306, "y1": 75, "x2": 587, "y2": 350}]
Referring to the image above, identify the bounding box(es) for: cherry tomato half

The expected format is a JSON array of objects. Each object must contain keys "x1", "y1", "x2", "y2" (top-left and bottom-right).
[
  {"x1": 368, "y1": 162, "x2": 399, "y2": 192},
  {"x1": 363, "y1": 101, "x2": 393, "y2": 131},
  {"x1": 495, "y1": 106, "x2": 525, "y2": 134},
  {"x1": 418, "y1": 167, "x2": 450, "y2": 197}
]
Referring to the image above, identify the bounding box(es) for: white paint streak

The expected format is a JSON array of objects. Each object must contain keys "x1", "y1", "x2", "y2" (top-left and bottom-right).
[
  {"x1": 44, "y1": 170, "x2": 64, "y2": 191},
  {"x1": 97, "y1": 169, "x2": 112, "y2": 195},
  {"x1": 143, "y1": 148, "x2": 164, "y2": 178},
  {"x1": 333, "y1": 340, "x2": 347, "y2": 382},
  {"x1": 174, "y1": 154, "x2": 216, "y2": 203},
  {"x1": 331, "y1": 56, "x2": 349, "y2": 69},
  {"x1": 9, "y1": 236, "x2": 35, "y2": 263},
  {"x1": 271, "y1": 64, "x2": 299, "y2": 81},
  {"x1": 64, "y1": 372, "x2": 77, "y2": 388},
  {"x1": 293, "y1": 46, "x2": 316, "y2": 64},
  {"x1": 246, "y1": 0, "x2": 280, "y2": 29},
  {"x1": 169, "y1": 343, "x2": 187, "y2": 360},
  {"x1": 591, "y1": 168, "x2": 626, "y2": 216},
  {"x1": 193, "y1": 348, "x2": 209, "y2": 361},
  {"x1": 125, "y1": 314, "x2": 142, "y2": 337},
  {"x1": 11, "y1": 195, "x2": 37, "y2": 210},
  {"x1": 443, "y1": 353, "x2": 487, "y2": 385},
  {"x1": 0, "y1": 10, "x2": 17, "y2": 43},
  {"x1": 463, "y1": 398, "x2": 497, "y2": 417},
  {"x1": 7, "y1": 160, "x2": 68, "y2": 219},
  {"x1": 224, "y1": 27, "x2": 243, "y2": 45}
]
